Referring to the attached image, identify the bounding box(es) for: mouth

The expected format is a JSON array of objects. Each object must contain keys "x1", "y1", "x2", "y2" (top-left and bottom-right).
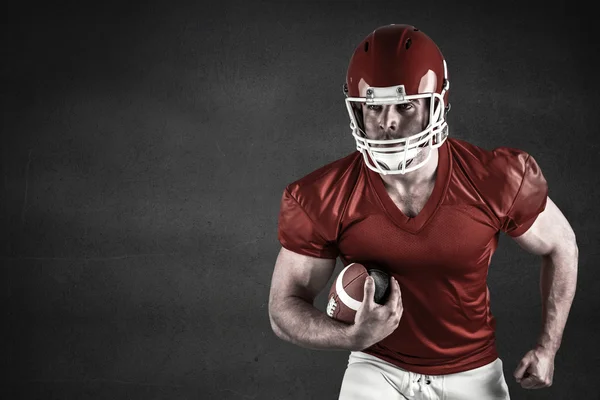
[{"x1": 371, "y1": 139, "x2": 430, "y2": 149}]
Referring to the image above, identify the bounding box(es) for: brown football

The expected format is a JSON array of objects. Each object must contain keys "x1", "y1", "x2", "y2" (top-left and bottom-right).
[{"x1": 326, "y1": 263, "x2": 390, "y2": 324}]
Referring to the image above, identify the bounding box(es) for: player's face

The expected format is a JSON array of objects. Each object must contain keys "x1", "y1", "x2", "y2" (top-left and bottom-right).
[{"x1": 360, "y1": 98, "x2": 430, "y2": 145}]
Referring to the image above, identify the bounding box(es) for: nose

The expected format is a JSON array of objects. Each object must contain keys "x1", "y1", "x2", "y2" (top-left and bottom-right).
[{"x1": 378, "y1": 106, "x2": 400, "y2": 134}]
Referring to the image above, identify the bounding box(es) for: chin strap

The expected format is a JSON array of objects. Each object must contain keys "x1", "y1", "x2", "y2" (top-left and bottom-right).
[{"x1": 369, "y1": 147, "x2": 420, "y2": 171}]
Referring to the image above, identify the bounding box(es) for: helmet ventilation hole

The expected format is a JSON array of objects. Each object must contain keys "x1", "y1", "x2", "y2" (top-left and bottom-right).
[
  {"x1": 364, "y1": 41, "x2": 369, "y2": 52},
  {"x1": 405, "y1": 38, "x2": 412, "y2": 50}
]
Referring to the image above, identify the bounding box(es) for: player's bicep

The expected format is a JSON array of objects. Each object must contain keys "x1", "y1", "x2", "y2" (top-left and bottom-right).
[
  {"x1": 269, "y1": 247, "x2": 336, "y2": 305},
  {"x1": 511, "y1": 196, "x2": 576, "y2": 256}
]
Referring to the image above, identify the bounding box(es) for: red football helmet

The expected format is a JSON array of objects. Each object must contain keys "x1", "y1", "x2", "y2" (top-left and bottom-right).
[{"x1": 344, "y1": 24, "x2": 450, "y2": 174}]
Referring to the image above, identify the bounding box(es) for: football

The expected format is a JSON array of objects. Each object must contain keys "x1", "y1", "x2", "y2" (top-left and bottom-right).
[{"x1": 326, "y1": 263, "x2": 391, "y2": 324}]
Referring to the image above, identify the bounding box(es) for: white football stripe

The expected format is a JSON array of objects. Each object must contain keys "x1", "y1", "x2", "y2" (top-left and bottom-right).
[{"x1": 335, "y1": 263, "x2": 363, "y2": 311}]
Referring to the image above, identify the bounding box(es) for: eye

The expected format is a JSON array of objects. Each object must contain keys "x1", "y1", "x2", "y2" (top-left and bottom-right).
[
  {"x1": 396, "y1": 103, "x2": 413, "y2": 111},
  {"x1": 367, "y1": 104, "x2": 383, "y2": 111}
]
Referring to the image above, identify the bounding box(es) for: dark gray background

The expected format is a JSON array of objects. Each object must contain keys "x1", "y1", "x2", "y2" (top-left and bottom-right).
[{"x1": 2, "y1": 0, "x2": 598, "y2": 399}]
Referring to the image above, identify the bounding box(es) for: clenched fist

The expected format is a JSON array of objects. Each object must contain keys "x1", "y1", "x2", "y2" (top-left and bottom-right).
[{"x1": 348, "y1": 275, "x2": 403, "y2": 350}]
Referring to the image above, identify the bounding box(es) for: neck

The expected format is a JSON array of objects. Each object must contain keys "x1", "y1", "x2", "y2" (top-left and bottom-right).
[{"x1": 379, "y1": 147, "x2": 439, "y2": 189}]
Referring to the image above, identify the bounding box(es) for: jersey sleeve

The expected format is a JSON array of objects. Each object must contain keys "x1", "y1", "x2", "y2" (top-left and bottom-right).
[
  {"x1": 277, "y1": 186, "x2": 339, "y2": 259},
  {"x1": 500, "y1": 153, "x2": 548, "y2": 237}
]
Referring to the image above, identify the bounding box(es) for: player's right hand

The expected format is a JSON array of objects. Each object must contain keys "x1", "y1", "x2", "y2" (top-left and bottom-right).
[{"x1": 349, "y1": 275, "x2": 403, "y2": 351}]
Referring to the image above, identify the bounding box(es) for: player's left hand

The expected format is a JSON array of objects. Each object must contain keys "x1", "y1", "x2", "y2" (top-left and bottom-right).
[{"x1": 513, "y1": 345, "x2": 555, "y2": 389}]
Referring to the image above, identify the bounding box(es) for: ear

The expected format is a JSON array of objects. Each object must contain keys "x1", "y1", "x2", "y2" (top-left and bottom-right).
[{"x1": 444, "y1": 102, "x2": 451, "y2": 116}]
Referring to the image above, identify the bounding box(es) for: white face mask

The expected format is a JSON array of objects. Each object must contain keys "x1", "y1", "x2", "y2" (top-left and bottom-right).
[{"x1": 345, "y1": 88, "x2": 449, "y2": 175}]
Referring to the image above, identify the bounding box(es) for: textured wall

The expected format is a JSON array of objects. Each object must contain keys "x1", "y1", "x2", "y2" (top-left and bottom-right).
[{"x1": 2, "y1": 1, "x2": 598, "y2": 399}]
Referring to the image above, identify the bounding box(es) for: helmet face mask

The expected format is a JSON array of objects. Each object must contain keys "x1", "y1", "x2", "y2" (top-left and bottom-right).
[
  {"x1": 344, "y1": 24, "x2": 450, "y2": 175},
  {"x1": 345, "y1": 88, "x2": 448, "y2": 175}
]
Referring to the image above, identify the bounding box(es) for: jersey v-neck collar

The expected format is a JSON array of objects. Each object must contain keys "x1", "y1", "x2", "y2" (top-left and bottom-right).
[{"x1": 364, "y1": 140, "x2": 452, "y2": 234}]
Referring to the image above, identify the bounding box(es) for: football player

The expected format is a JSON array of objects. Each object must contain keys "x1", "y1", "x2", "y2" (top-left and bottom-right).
[{"x1": 268, "y1": 24, "x2": 578, "y2": 399}]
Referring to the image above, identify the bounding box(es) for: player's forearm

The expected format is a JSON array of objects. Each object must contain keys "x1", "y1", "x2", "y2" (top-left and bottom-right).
[
  {"x1": 536, "y1": 242, "x2": 578, "y2": 354},
  {"x1": 270, "y1": 296, "x2": 358, "y2": 351}
]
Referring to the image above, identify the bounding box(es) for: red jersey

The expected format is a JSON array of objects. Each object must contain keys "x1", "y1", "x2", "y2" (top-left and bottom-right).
[{"x1": 277, "y1": 137, "x2": 548, "y2": 375}]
